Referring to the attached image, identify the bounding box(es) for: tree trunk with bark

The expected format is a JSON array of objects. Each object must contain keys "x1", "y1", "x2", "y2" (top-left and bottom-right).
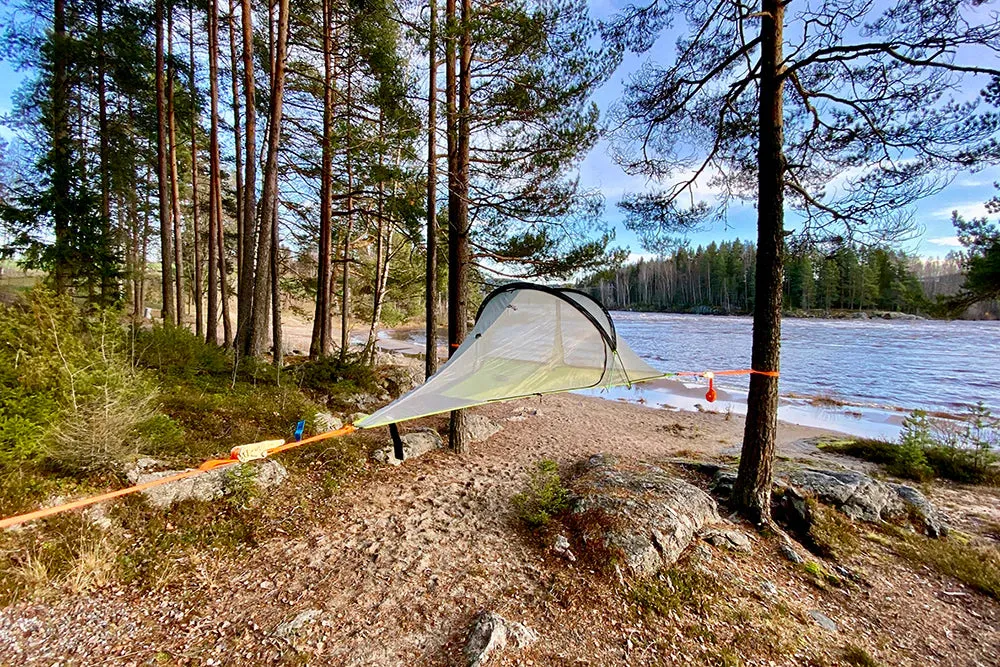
[
  {"x1": 206, "y1": 0, "x2": 222, "y2": 344},
  {"x1": 96, "y1": 0, "x2": 112, "y2": 303},
  {"x1": 732, "y1": 0, "x2": 785, "y2": 524},
  {"x1": 236, "y1": 0, "x2": 257, "y2": 356},
  {"x1": 339, "y1": 46, "x2": 354, "y2": 362},
  {"x1": 310, "y1": 0, "x2": 334, "y2": 359},
  {"x1": 189, "y1": 1, "x2": 203, "y2": 338},
  {"x1": 167, "y1": 8, "x2": 185, "y2": 323},
  {"x1": 447, "y1": 0, "x2": 472, "y2": 454},
  {"x1": 425, "y1": 0, "x2": 439, "y2": 379},
  {"x1": 154, "y1": 0, "x2": 175, "y2": 324},
  {"x1": 251, "y1": 0, "x2": 289, "y2": 358}
]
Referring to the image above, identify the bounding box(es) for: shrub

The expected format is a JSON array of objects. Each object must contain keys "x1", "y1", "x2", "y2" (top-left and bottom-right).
[
  {"x1": 132, "y1": 325, "x2": 230, "y2": 378},
  {"x1": 512, "y1": 460, "x2": 569, "y2": 528},
  {"x1": 887, "y1": 411, "x2": 934, "y2": 481},
  {"x1": 295, "y1": 355, "x2": 381, "y2": 396}
]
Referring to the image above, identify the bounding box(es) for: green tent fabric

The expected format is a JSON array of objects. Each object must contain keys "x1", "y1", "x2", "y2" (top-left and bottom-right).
[{"x1": 355, "y1": 283, "x2": 664, "y2": 429}]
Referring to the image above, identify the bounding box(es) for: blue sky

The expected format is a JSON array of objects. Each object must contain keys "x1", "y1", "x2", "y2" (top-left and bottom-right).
[
  {"x1": 579, "y1": 0, "x2": 1000, "y2": 261},
  {"x1": 0, "y1": 0, "x2": 994, "y2": 261}
]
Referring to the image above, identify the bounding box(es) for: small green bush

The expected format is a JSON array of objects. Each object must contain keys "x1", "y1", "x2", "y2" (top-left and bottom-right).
[
  {"x1": 132, "y1": 325, "x2": 230, "y2": 378},
  {"x1": 295, "y1": 355, "x2": 381, "y2": 395},
  {"x1": 887, "y1": 411, "x2": 934, "y2": 481},
  {"x1": 512, "y1": 460, "x2": 569, "y2": 528}
]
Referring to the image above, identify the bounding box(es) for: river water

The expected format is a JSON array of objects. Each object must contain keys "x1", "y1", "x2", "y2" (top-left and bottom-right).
[
  {"x1": 592, "y1": 312, "x2": 1000, "y2": 438},
  {"x1": 389, "y1": 312, "x2": 999, "y2": 439}
]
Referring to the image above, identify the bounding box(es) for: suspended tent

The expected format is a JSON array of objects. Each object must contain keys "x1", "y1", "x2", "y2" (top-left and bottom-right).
[
  {"x1": 356, "y1": 283, "x2": 665, "y2": 429},
  {"x1": 2, "y1": 282, "x2": 775, "y2": 530}
]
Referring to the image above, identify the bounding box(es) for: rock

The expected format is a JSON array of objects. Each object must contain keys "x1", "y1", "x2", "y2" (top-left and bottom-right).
[
  {"x1": 701, "y1": 528, "x2": 752, "y2": 553},
  {"x1": 346, "y1": 412, "x2": 368, "y2": 426},
  {"x1": 126, "y1": 459, "x2": 288, "y2": 509},
  {"x1": 552, "y1": 534, "x2": 576, "y2": 562},
  {"x1": 464, "y1": 611, "x2": 538, "y2": 667},
  {"x1": 710, "y1": 469, "x2": 737, "y2": 496},
  {"x1": 892, "y1": 483, "x2": 946, "y2": 537},
  {"x1": 371, "y1": 427, "x2": 443, "y2": 465},
  {"x1": 779, "y1": 542, "x2": 804, "y2": 564},
  {"x1": 461, "y1": 414, "x2": 502, "y2": 443},
  {"x1": 760, "y1": 580, "x2": 779, "y2": 597},
  {"x1": 567, "y1": 455, "x2": 721, "y2": 578},
  {"x1": 786, "y1": 468, "x2": 945, "y2": 536},
  {"x1": 82, "y1": 504, "x2": 114, "y2": 531},
  {"x1": 274, "y1": 609, "x2": 322, "y2": 650},
  {"x1": 314, "y1": 412, "x2": 343, "y2": 432},
  {"x1": 850, "y1": 311, "x2": 869, "y2": 319},
  {"x1": 506, "y1": 406, "x2": 544, "y2": 422},
  {"x1": 808, "y1": 609, "x2": 838, "y2": 632}
]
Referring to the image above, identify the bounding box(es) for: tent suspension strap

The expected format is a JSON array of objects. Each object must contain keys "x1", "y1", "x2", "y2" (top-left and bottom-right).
[{"x1": 0, "y1": 425, "x2": 357, "y2": 531}]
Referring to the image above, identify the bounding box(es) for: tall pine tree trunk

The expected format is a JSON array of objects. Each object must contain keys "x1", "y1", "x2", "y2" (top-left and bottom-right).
[
  {"x1": 206, "y1": 0, "x2": 221, "y2": 344},
  {"x1": 252, "y1": 0, "x2": 289, "y2": 358},
  {"x1": 189, "y1": 1, "x2": 203, "y2": 338},
  {"x1": 447, "y1": 0, "x2": 472, "y2": 454},
  {"x1": 51, "y1": 0, "x2": 71, "y2": 295},
  {"x1": 96, "y1": 0, "x2": 112, "y2": 303},
  {"x1": 167, "y1": 7, "x2": 185, "y2": 323},
  {"x1": 339, "y1": 46, "x2": 354, "y2": 362},
  {"x1": 425, "y1": 0, "x2": 439, "y2": 379},
  {"x1": 732, "y1": 0, "x2": 785, "y2": 524},
  {"x1": 154, "y1": 0, "x2": 175, "y2": 324},
  {"x1": 236, "y1": 0, "x2": 257, "y2": 356},
  {"x1": 310, "y1": 0, "x2": 334, "y2": 359},
  {"x1": 228, "y1": 0, "x2": 244, "y2": 283}
]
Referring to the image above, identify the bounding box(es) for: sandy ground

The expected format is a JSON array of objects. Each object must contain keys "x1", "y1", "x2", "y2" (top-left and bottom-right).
[{"x1": 1, "y1": 394, "x2": 998, "y2": 666}]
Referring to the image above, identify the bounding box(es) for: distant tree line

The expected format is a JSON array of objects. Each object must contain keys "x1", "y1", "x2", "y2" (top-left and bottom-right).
[{"x1": 578, "y1": 241, "x2": 942, "y2": 315}]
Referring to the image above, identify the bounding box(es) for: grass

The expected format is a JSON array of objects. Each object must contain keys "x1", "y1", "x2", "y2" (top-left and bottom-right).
[
  {"x1": 806, "y1": 498, "x2": 861, "y2": 561},
  {"x1": 629, "y1": 567, "x2": 718, "y2": 617},
  {"x1": 842, "y1": 643, "x2": 881, "y2": 667},
  {"x1": 882, "y1": 526, "x2": 1000, "y2": 600},
  {"x1": 820, "y1": 438, "x2": 999, "y2": 485}
]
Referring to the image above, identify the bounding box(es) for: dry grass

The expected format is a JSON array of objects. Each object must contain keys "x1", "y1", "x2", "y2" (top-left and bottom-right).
[{"x1": 883, "y1": 526, "x2": 1000, "y2": 600}]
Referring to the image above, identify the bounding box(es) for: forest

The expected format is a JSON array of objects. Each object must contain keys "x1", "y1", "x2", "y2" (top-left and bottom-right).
[
  {"x1": 578, "y1": 241, "x2": 963, "y2": 316},
  {"x1": 0, "y1": 0, "x2": 619, "y2": 371}
]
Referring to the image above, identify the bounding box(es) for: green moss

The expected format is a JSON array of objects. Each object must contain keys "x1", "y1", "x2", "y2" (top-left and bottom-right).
[
  {"x1": 629, "y1": 568, "x2": 717, "y2": 617},
  {"x1": 842, "y1": 644, "x2": 880, "y2": 667}
]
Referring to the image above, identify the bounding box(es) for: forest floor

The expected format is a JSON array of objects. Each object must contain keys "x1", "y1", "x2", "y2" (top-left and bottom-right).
[{"x1": 1, "y1": 385, "x2": 999, "y2": 666}]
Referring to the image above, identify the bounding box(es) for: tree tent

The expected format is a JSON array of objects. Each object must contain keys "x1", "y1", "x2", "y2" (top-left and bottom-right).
[{"x1": 356, "y1": 283, "x2": 665, "y2": 429}]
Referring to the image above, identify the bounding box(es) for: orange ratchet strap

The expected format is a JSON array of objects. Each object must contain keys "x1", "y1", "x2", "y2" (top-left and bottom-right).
[{"x1": 0, "y1": 424, "x2": 356, "y2": 531}]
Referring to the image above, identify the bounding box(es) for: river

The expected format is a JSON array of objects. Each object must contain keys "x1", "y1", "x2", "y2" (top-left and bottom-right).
[{"x1": 591, "y1": 311, "x2": 1000, "y2": 438}]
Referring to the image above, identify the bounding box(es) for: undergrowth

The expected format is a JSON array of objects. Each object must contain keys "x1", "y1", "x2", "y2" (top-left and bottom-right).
[
  {"x1": 880, "y1": 526, "x2": 1000, "y2": 600},
  {"x1": 820, "y1": 407, "x2": 1000, "y2": 485},
  {"x1": 511, "y1": 460, "x2": 569, "y2": 528}
]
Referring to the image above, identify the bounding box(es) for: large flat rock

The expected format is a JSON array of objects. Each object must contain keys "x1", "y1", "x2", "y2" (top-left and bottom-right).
[{"x1": 568, "y1": 455, "x2": 721, "y2": 578}]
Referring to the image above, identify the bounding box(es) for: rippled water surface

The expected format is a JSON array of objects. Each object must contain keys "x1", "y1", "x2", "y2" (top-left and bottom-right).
[{"x1": 612, "y1": 311, "x2": 1000, "y2": 415}]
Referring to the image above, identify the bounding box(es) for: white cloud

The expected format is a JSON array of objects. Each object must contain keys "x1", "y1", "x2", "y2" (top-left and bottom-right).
[
  {"x1": 926, "y1": 236, "x2": 963, "y2": 247},
  {"x1": 627, "y1": 252, "x2": 657, "y2": 263},
  {"x1": 930, "y1": 202, "x2": 990, "y2": 220}
]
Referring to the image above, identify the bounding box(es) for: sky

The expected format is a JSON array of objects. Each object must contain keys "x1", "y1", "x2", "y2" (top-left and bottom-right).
[{"x1": 0, "y1": 0, "x2": 995, "y2": 262}]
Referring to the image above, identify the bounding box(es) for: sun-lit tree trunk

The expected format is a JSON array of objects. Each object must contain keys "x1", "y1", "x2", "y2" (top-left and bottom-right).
[
  {"x1": 425, "y1": 0, "x2": 439, "y2": 378},
  {"x1": 310, "y1": 0, "x2": 334, "y2": 359},
  {"x1": 236, "y1": 0, "x2": 257, "y2": 356},
  {"x1": 167, "y1": 6, "x2": 185, "y2": 323},
  {"x1": 732, "y1": 0, "x2": 785, "y2": 524},
  {"x1": 339, "y1": 44, "x2": 354, "y2": 362},
  {"x1": 447, "y1": 0, "x2": 472, "y2": 454},
  {"x1": 188, "y1": 1, "x2": 203, "y2": 338},
  {"x1": 251, "y1": 0, "x2": 289, "y2": 358},
  {"x1": 154, "y1": 0, "x2": 175, "y2": 324},
  {"x1": 228, "y1": 0, "x2": 244, "y2": 283},
  {"x1": 206, "y1": 0, "x2": 221, "y2": 344}
]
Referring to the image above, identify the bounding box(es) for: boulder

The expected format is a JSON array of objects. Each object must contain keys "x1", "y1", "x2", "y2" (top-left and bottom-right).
[
  {"x1": 567, "y1": 455, "x2": 721, "y2": 578},
  {"x1": 552, "y1": 534, "x2": 576, "y2": 562},
  {"x1": 808, "y1": 609, "x2": 838, "y2": 632},
  {"x1": 462, "y1": 414, "x2": 502, "y2": 443},
  {"x1": 786, "y1": 468, "x2": 945, "y2": 536},
  {"x1": 371, "y1": 427, "x2": 443, "y2": 465},
  {"x1": 464, "y1": 611, "x2": 537, "y2": 667},
  {"x1": 314, "y1": 412, "x2": 343, "y2": 432},
  {"x1": 125, "y1": 459, "x2": 288, "y2": 509},
  {"x1": 701, "y1": 527, "x2": 752, "y2": 553}
]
